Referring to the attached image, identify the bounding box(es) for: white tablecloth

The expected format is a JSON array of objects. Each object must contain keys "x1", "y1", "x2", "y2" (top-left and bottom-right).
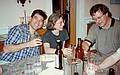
[{"x1": 39, "y1": 67, "x2": 64, "y2": 75}]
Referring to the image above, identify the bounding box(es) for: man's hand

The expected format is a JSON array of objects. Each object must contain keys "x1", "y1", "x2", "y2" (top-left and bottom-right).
[
  {"x1": 82, "y1": 41, "x2": 90, "y2": 51},
  {"x1": 26, "y1": 38, "x2": 42, "y2": 47},
  {"x1": 86, "y1": 62, "x2": 100, "y2": 72}
]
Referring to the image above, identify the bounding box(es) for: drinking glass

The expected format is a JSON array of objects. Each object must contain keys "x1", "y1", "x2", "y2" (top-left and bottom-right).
[
  {"x1": 85, "y1": 51, "x2": 99, "y2": 75},
  {"x1": 63, "y1": 57, "x2": 83, "y2": 75},
  {"x1": 86, "y1": 63, "x2": 95, "y2": 75}
]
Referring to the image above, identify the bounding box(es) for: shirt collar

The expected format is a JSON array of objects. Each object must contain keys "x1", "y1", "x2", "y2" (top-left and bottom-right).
[{"x1": 99, "y1": 18, "x2": 115, "y2": 29}]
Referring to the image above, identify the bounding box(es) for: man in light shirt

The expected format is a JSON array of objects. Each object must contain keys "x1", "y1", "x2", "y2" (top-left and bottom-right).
[{"x1": 82, "y1": 4, "x2": 120, "y2": 75}]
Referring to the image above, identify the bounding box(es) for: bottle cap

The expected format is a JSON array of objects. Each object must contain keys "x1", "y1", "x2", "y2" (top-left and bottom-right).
[
  {"x1": 78, "y1": 38, "x2": 81, "y2": 40},
  {"x1": 57, "y1": 39, "x2": 61, "y2": 42}
]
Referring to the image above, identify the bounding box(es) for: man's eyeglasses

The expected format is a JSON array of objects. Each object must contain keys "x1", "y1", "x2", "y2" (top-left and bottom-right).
[{"x1": 92, "y1": 14, "x2": 105, "y2": 21}]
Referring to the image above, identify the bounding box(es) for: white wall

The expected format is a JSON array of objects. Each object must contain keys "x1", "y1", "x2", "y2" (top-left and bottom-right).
[
  {"x1": 76, "y1": 0, "x2": 87, "y2": 40},
  {"x1": 84, "y1": 0, "x2": 120, "y2": 19},
  {"x1": 76, "y1": 0, "x2": 120, "y2": 40},
  {"x1": 0, "y1": 0, "x2": 52, "y2": 35}
]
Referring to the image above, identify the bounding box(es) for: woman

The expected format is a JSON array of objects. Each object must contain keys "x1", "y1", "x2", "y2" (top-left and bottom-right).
[{"x1": 42, "y1": 13, "x2": 71, "y2": 55}]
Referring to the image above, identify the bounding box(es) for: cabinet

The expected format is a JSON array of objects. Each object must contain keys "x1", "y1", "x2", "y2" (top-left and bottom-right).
[{"x1": 52, "y1": 0, "x2": 76, "y2": 45}]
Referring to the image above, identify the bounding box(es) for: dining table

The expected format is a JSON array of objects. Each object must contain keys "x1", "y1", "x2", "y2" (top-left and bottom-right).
[{"x1": 0, "y1": 54, "x2": 106, "y2": 75}]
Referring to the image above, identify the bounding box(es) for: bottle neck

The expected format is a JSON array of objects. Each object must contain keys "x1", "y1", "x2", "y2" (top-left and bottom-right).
[
  {"x1": 56, "y1": 40, "x2": 62, "y2": 50},
  {"x1": 77, "y1": 39, "x2": 82, "y2": 47}
]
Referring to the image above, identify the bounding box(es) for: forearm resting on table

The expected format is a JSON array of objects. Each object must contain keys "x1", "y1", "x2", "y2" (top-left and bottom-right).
[
  {"x1": 43, "y1": 43, "x2": 71, "y2": 55},
  {"x1": 44, "y1": 47, "x2": 71, "y2": 57},
  {"x1": 44, "y1": 43, "x2": 56, "y2": 53},
  {"x1": 3, "y1": 42, "x2": 29, "y2": 53},
  {"x1": 99, "y1": 51, "x2": 120, "y2": 69},
  {"x1": 44, "y1": 47, "x2": 56, "y2": 54}
]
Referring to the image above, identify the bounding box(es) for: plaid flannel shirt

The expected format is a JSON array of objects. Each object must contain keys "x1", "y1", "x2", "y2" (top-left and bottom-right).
[{"x1": 0, "y1": 24, "x2": 40, "y2": 62}]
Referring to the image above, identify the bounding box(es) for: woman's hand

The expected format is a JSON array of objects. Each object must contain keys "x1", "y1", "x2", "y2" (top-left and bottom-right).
[{"x1": 62, "y1": 48, "x2": 72, "y2": 57}]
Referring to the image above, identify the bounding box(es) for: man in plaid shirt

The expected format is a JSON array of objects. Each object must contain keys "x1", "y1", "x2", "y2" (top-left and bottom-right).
[{"x1": 0, "y1": 9, "x2": 47, "y2": 62}]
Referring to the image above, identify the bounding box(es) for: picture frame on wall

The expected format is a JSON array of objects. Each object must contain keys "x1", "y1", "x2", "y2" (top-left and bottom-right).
[{"x1": 110, "y1": 0, "x2": 120, "y2": 4}]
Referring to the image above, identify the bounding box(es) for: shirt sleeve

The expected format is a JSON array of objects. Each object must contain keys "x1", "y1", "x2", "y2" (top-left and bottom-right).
[
  {"x1": 99, "y1": 48, "x2": 120, "y2": 69},
  {"x1": 86, "y1": 24, "x2": 97, "y2": 44},
  {"x1": 117, "y1": 48, "x2": 120, "y2": 54},
  {"x1": 4, "y1": 26, "x2": 21, "y2": 45},
  {"x1": 111, "y1": 48, "x2": 120, "y2": 63}
]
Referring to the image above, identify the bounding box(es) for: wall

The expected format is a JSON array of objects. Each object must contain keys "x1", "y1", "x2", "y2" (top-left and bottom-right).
[
  {"x1": 84, "y1": 0, "x2": 120, "y2": 19},
  {"x1": 0, "y1": 0, "x2": 52, "y2": 35},
  {"x1": 76, "y1": 0, "x2": 120, "y2": 40},
  {"x1": 76, "y1": 0, "x2": 87, "y2": 40}
]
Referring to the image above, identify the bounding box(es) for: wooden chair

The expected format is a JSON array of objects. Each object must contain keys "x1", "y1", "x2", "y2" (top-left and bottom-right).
[
  {"x1": 36, "y1": 28, "x2": 47, "y2": 37},
  {"x1": 0, "y1": 41, "x2": 4, "y2": 52}
]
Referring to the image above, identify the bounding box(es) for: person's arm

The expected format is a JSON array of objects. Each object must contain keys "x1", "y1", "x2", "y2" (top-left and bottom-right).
[
  {"x1": 43, "y1": 42, "x2": 56, "y2": 53},
  {"x1": 44, "y1": 41, "x2": 72, "y2": 56},
  {"x1": 83, "y1": 23, "x2": 96, "y2": 51},
  {"x1": 99, "y1": 48, "x2": 120, "y2": 69},
  {"x1": 43, "y1": 41, "x2": 69, "y2": 53},
  {"x1": 87, "y1": 48, "x2": 120, "y2": 72},
  {"x1": 4, "y1": 38, "x2": 42, "y2": 53}
]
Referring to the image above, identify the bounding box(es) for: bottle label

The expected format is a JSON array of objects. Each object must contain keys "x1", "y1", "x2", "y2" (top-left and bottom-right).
[{"x1": 55, "y1": 54, "x2": 59, "y2": 68}]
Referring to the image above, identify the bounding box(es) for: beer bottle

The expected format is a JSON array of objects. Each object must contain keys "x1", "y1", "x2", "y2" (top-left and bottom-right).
[
  {"x1": 55, "y1": 40, "x2": 63, "y2": 69},
  {"x1": 40, "y1": 42, "x2": 45, "y2": 54},
  {"x1": 75, "y1": 38, "x2": 84, "y2": 61},
  {"x1": 109, "y1": 68, "x2": 115, "y2": 75}
]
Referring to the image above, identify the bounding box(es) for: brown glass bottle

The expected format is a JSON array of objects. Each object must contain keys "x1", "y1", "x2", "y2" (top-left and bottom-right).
[
  {"x1": 75, "y1": 38, "x2": 84, "y2": 61},
  {"x1": 40, "y1": 42, "x2": 45, "y2": 54},
  {"x1": 109, "y1": 68, "x2": 115, "y2": 75},
  {"x1": 64, "y1": 40, "x2": 69, "y2": 48},
  {"x1": 55, "y1": 40, "x2": 63, "y2": 69}
]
